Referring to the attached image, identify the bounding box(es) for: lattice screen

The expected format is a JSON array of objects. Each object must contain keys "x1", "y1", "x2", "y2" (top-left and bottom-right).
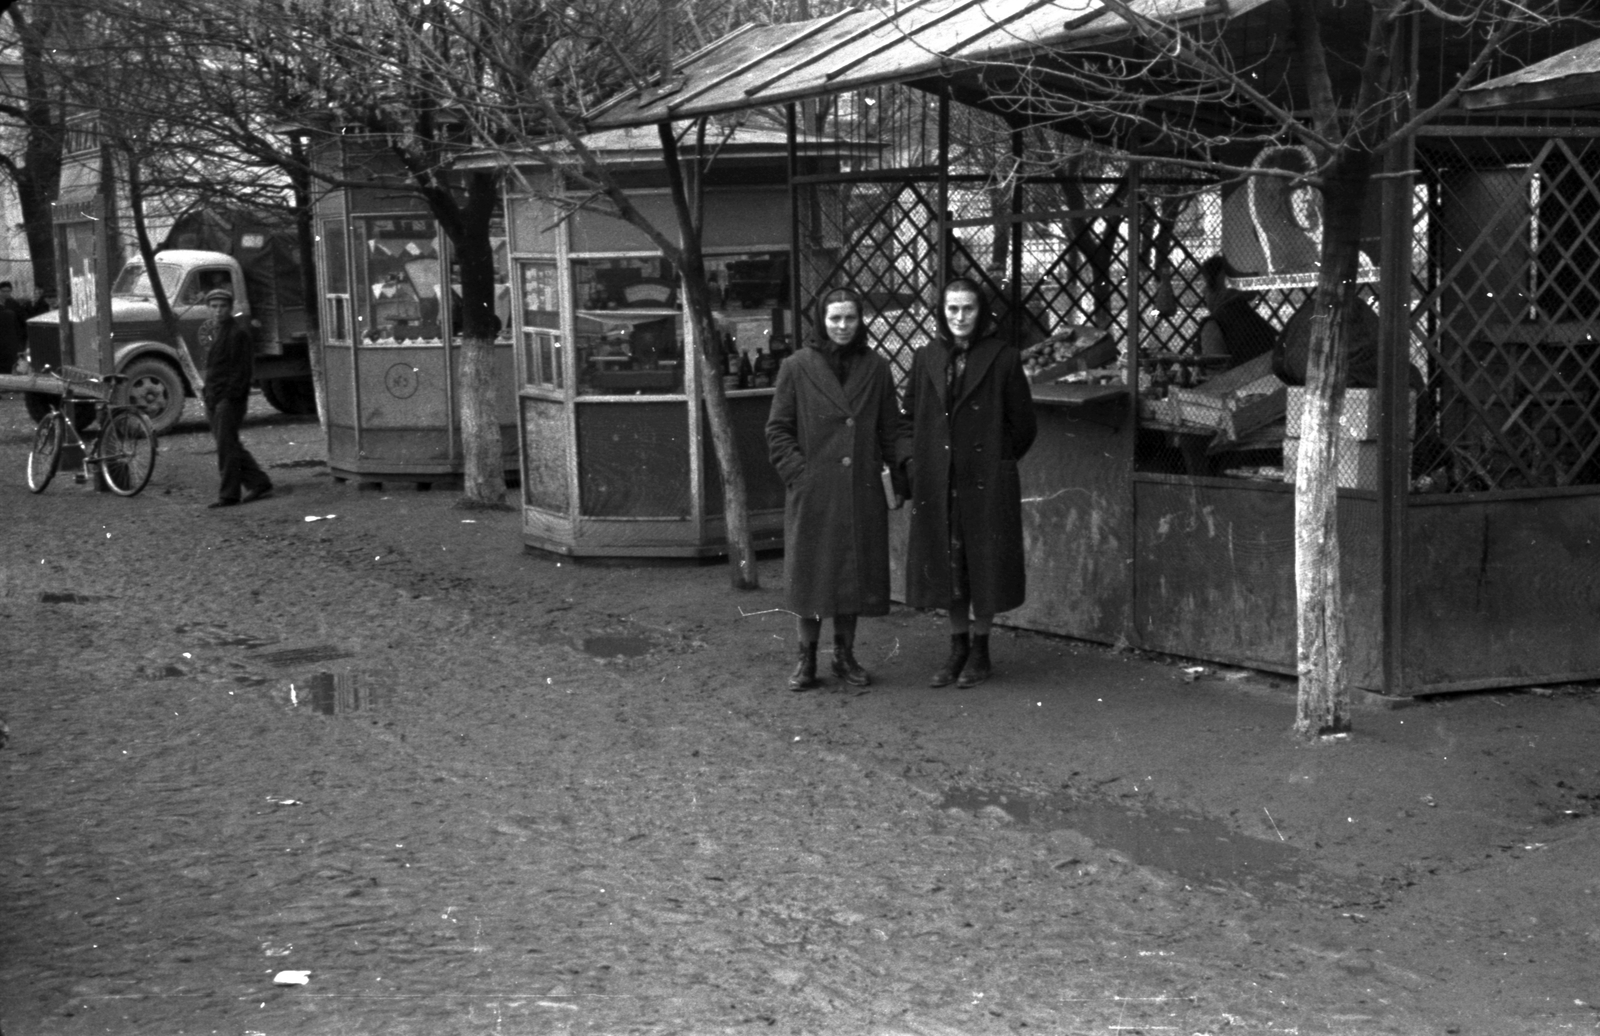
[
  {"x1": 795, "y1": 178, "x2": 941, "y2": 386},
  {"x1": 1412, "y1": 135, "x2": 1600, "y2": 492}
]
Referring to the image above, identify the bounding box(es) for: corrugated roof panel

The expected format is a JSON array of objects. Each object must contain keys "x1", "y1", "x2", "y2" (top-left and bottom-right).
[
  {"x1": 590, "y1": 0, "x2": 1260, "y2": 128},
  {"x1": 1461, "y1": 37, "x2": 1600, "y2": 110}
]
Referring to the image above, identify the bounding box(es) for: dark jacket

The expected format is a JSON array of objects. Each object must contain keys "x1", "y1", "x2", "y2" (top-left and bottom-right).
[
  {"x1": 903, "y1": 335, "x2": 1037, "y2": 615},
  {"x1": 1204, "y1": 289, "x2": 1277, "y2": 367},
  {"x1": 766, "y1": 344, "x2": 909, "y2": 619},
  {"x1": 202, "y1": 314, "x2": 254, "y2": 405}
]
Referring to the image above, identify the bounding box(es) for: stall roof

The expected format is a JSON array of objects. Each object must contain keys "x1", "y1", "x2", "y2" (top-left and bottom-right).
[
  {"x1": 1461, "y1": 37, "x2": 1600, "y2": 111},
  {"x1": 587, "y1": 0, "x2": 1272, "y2": 129},
  {"x1": 455, "y1": 124, "x2": 870, "y2": 170}
]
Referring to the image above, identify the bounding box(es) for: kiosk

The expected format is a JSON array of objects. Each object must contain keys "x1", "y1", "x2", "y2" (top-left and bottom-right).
[
  {"x1": 505, "y1": 128, "x2": 855, "y2": 556},
  {"x1": 308, "y1": 135, "x2": 518, "y2": 488}
]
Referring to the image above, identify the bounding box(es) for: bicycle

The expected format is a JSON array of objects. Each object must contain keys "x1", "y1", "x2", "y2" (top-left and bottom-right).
[{"x1": 25, "y1": 365, "x2": 158, "y2": 496}]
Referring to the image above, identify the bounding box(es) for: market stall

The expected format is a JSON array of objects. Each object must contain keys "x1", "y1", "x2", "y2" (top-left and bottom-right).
[
  {"x1": 587, "y1": 1, "x2": 1600, "y2": 694},
  {"x1": 308, "y1": 135, "x2": 518, "y2": 488}
]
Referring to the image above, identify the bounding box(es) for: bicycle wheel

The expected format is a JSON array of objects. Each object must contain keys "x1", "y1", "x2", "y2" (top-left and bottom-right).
[
  {"x1": 26, "y1": 412, "x2": 64, "y2": 493},
  {"x1": 93, "y1": 408, "x2": 157, "y2": 496}
]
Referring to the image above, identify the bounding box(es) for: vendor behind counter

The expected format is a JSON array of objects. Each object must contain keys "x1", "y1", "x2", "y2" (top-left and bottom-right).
[{"x1": 1198, "y1": 255, "x2": 1277, "y2": 369}]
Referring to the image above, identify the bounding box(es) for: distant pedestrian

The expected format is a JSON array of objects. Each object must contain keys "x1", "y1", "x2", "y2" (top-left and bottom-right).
[
  {"x1": 902, "y1": 277, "x2": 1037, "y2": 688},
  {"x1": 767, "y1": 288, "x2": 910, "y2": 691},
  {"x1": 201, "y1": 288, "x2": 272, "y2": 508}
]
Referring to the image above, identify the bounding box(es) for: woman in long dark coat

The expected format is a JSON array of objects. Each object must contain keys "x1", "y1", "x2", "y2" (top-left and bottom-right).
[
  {"x1": 902, "y1": 277, "x2": 1037, "y2": 687},
  {"x1": 767, "y1": 288, "x2": 910, "y2": 691}
]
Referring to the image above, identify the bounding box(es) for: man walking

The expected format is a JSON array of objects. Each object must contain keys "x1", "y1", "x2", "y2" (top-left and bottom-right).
[
  {"x1": 201, "y1": 288, "x2": 272, "y2": 508},
  {"x1": 902, "y1": 277, "x2": 1037, "y2": 688}
]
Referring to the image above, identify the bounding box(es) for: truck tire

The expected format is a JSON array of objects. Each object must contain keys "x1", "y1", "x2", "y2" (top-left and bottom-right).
[
  {"x1": 261, "y1": 376, "x2": 317, "y2": 416},
  {"x1": 121, "y1": 357, "x2": 187, "y2": 434}
]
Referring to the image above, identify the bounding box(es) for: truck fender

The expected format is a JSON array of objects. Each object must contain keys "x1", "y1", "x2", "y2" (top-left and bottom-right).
[{"x1": 113, "y1": 340, "x2": 203, "y2": 395}]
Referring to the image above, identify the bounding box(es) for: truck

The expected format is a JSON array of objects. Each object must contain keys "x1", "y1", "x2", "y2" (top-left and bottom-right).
[{"x1": 5, "y1": 208, "x2": 317, "y2": 434}]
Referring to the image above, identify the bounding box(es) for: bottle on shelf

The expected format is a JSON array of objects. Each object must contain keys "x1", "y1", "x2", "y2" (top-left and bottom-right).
[
  {"x1": 753, "y1": 348, "x2": 778, "y2": 388},
  {"x1": 738, "y1": 349, "x2": 753, "y2": 389},
  {"x1": 721, "y1": 334, "x2": 741, "y2": 391}
]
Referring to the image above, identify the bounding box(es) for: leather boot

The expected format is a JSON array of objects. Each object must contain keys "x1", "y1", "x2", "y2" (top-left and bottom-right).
[
  {"x1": 957, "y1": 634, "x2": 992, "y2": 688},
  {"x1": 929, "y1": 632, "x2": 970, "y2": 687},
  {"x1": 787, "y1": 642, "x2": 819, "y2": 692},
  {"x1": 831, "y1": 634, "x2": 871, "y2": 687}
]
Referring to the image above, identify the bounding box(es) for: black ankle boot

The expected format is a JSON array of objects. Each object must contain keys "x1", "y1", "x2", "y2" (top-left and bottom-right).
[
  {"x1": 957, "y1": 634, "x2": 992, "y2": 688},
  {"x1": 788, "y1": 642, "x2": 819, "y2": 692},
  {"x1": 929, "y1": 632, "x2": 970, "y2": 687},
  {"x1": 831, "y1": 635, "x2": 871, "y2": 687}
]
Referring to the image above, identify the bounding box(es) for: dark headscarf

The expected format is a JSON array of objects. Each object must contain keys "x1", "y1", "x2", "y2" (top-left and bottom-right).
[
  {"x1": 812, "y1": 287, "x2": 868, "y2": 383},
  {"x1": 933, "y1": 276, "x2": 992, "y2": 349}
]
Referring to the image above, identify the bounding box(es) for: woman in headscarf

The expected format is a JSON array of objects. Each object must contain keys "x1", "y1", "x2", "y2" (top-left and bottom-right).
[
  {"x1": 767, "y1": 288, "x2": 910, "y2": 691},
  {"x1": 902, "y1": 277, "x2": 1037, "y2": 688}
]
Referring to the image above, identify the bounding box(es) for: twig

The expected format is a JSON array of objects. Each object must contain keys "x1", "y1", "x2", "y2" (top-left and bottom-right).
[
  {"x1": 738, "y1": 606, "x2": 799, "y2": 619},
  {"x1": 1263, "y1": 807, "x2": 1286, "y2": 842}
]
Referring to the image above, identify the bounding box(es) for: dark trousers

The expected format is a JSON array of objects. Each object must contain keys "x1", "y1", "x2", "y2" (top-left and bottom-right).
[{"x1": 207, "y1": 395, "x2": 270, "y2": 502}]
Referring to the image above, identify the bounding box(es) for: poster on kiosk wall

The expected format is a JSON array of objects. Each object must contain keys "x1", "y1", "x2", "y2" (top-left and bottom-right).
[{"x1": 51, "y1": 118, "x2": 118, "y2": 378}]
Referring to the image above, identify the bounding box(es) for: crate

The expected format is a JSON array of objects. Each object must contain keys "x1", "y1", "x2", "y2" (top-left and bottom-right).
[
  {"x1": 1286, "y1": 387, "x2": 1414, "y2": 440},
  {"x1": 1283, "y1": 436, "x2": 1380, "y2": 489}
]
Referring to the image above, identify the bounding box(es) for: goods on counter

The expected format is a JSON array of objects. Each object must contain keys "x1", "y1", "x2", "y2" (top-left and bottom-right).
[
  {"x1": 1022, "y1": 324, "x2": 1119, "y2": 382},
  {"x1": 1141, "y1": 352, "x2": 1287, "y2": 443}
]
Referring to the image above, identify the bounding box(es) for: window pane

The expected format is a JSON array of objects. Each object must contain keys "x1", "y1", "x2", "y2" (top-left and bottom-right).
[
  {"x1": 572, "y1": 257, "x2": 683, "y2": 396},
  {"x1": 360, "y1": 217, "x2": 441, "y2": 346}
]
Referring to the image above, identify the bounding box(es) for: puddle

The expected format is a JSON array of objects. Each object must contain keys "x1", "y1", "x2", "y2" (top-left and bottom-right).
[
  {"x1": 578, "y1": 635, "x2": 654, "y2": 659},
  {"x1": 255, "y1": 645, "x2": 354, "y2": 669},
  {"x1": 942, "y1": 787, "x2": 1309, "y2": 895},
  {"x1": 39, "y1": 593, "x2": 102, "y2": 604},
  {"x1": 294, "y1": 671, "x2": 379, "y2": 715}
]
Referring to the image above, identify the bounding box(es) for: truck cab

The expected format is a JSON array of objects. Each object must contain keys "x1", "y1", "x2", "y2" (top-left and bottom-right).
[{"x1": 14, "y1": 239, "x2": 315, "y2": 433}]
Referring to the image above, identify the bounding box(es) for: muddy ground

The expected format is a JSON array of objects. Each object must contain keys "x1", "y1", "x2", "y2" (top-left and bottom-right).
[{"x1": 1, "y1": 391, "x2": 1597, "y2": 1036}]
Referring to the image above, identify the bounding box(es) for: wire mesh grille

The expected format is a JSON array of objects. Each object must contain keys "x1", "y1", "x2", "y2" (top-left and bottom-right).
[{"x1": 1412, "y1": 135, "x2": 1600, "y2": 492}]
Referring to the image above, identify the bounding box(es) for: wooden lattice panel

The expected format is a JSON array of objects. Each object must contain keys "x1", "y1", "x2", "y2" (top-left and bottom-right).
[{"x1": 1413, "y1": 136, "x2": 1600, "y2": 491}]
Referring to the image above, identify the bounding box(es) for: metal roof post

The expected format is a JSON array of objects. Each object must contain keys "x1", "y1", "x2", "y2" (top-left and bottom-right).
[{"x1": 937, "y1": 87, "x2": 951, "y2": 290}]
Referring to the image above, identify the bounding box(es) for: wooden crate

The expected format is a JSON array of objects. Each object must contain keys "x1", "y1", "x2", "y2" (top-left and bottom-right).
[
  {"x1": 1286, "y1": 387, "x2": 1414, "y2": 440},
  {"x1": 1283, "y1": 436, "x2": 1380, "y2": 489}
]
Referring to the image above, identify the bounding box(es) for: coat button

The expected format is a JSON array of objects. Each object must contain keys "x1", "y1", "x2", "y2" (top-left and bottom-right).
[
  {"x1": 845, "y1": 417, "x2": 855, "y2": 427},
  {"x1": 841, "y1": 456, "x2": 852, "y2": 467}
]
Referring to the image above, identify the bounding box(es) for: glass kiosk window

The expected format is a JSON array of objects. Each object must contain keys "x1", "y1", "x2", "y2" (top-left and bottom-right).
[
  {"x1": 570, "y1": 251, "x2": 791, "y2": 396},
  {"x1": 359, "y1": 217, "x2": 442, "y2": 345},
  {"x1": 520, "y1": 260, "x2": 563, "y2": 390},
  {"x1": 573, "y1": 257, "x2": 683, "y2": 395}
]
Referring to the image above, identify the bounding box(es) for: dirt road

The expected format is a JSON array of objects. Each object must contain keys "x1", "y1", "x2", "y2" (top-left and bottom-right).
[{"x1": 1, "y1": 393, "x2": 1596, "y2": 1035}]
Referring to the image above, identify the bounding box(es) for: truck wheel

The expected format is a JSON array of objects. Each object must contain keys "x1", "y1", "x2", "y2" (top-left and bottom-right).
[
  {"x1": 121, "y1": 358, "x2": 187, "y2": 434},
  {"x1": 261, "y1": 376, "x2": 317, "y2": 416}
]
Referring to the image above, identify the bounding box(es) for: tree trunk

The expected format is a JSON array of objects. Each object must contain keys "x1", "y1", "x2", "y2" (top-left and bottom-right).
[
  {"x1": 684, "y1": 279, "x2": 759, "y2": 589},
  {"x1": 10, "y1": 5, "x2": 63, "y2": 294},
  {"x1": 1292, "y1": 154, "x2": 1371, "y2": 739},
  {"x1": 456, "y1": 331, "x2": 504, "y2": 506},
  {"x1": 658, "y1": 120, "x2": 759, "y2": 589},
  {"x1": 289, "y1": 148, "x2": 328, "y2": 435},
  {"x1": 435, "y1": 172, "x2": 506, "y2": 508},
  {"x1": 126, "y1": 154, "x2": 184, "y2": 355}
]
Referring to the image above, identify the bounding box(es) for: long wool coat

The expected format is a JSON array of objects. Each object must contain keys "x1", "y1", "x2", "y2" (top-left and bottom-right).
[
  {"x1": 903, "y1": 335, "x2": 1038, "y2": 615},
  {"x1": 766, "y1": 345, "x2": 909, "y2": 619}
]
